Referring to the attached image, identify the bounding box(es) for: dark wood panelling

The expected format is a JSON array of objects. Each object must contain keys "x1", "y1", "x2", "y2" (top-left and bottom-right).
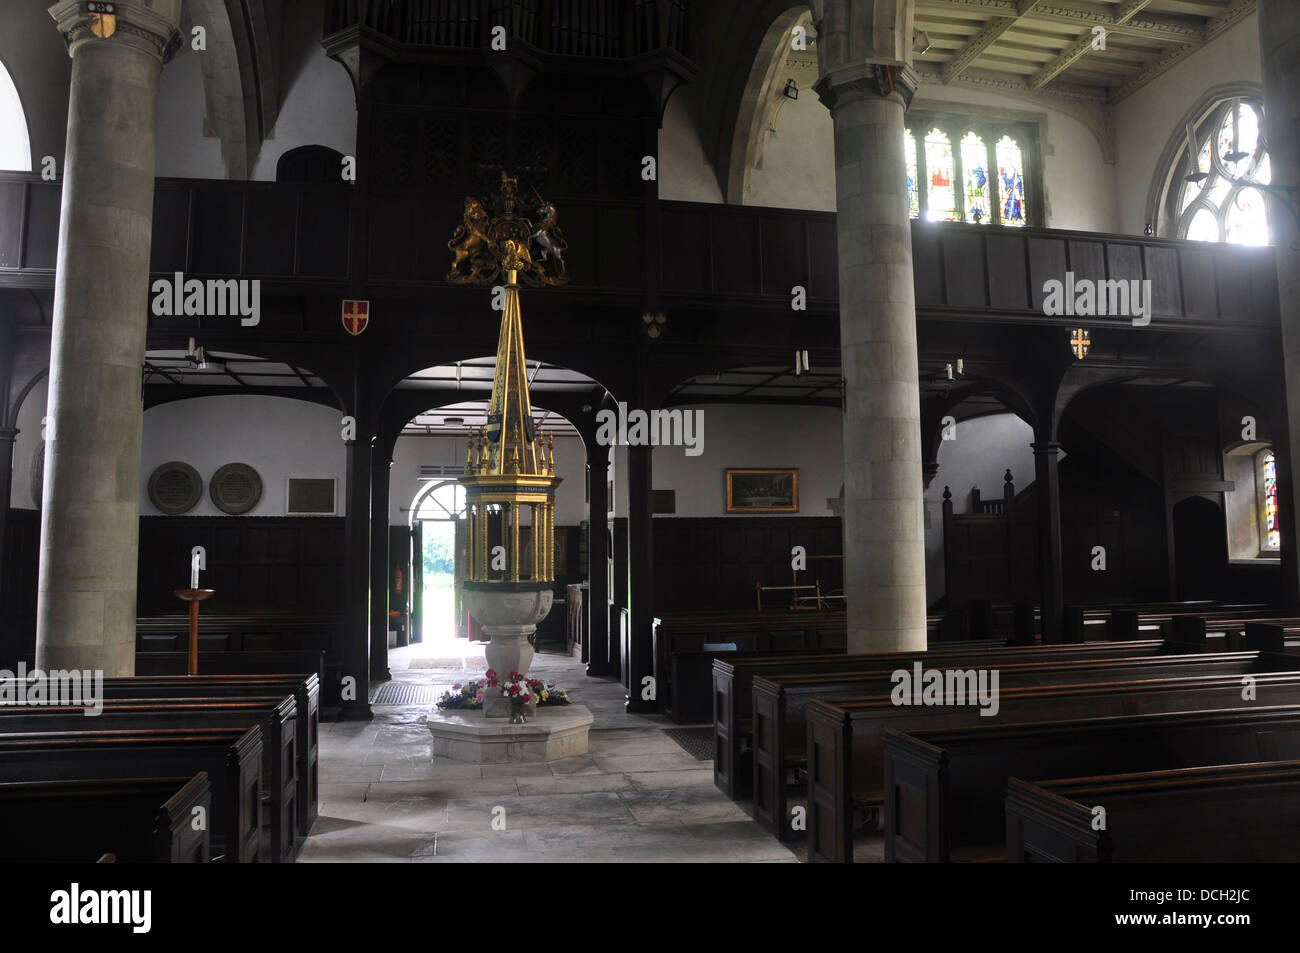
[
  {"x1": 760, "y1": 215, "x2": 805, "y2": 296},
  {"x1": 942, "y1": 230, "x2": 987, "y2": 307},
  {"x1": 1143, "y1": 245, "x2": 1182, "y2": 317},
  {"x1": 150, "y1": 186, "x2": 191, "y2": 273},
  {"x1": 1180, "y1": 246, "x2": 1219, "y2": 321},
  {"x1": 1067, "y1": 239, "x2": 1105, "y2": 283},
  {"x1": 0, "y1": 182, "x2": 24, "y2": 269},
  {"x1": 1027, "y1": 236, "x2": 1068, "y2": 312},
  {"x1": 985, "y1": 232, "x2": 1028, "y2": 310},
  {"x1": 652, "y1": 517, "x2": 842, "y2": 612},
  {"x1": 137, "y1": 516, "x2": 346, "y2": 616},
  {"x1": 710, "y1": 211, "x2": 759, "y2": 294},
  {"x1": 661, "y1": 206, "x2": 710, "y2": 292},
  {"x1": 808, "y1": 218, "x2": 838, "y2": 300},
  {"x1": 190, "y1": 189, "x2": 244, "y2": 276},
  {"x1": 22, "y1": 183, "x2": 60, "y2": 271},
  {"x1": 912, "y1": 226, "x2": 943, "y2": 306},
  {"x1": 0, "y1": 508, "x2": 39, "y2": 668}
]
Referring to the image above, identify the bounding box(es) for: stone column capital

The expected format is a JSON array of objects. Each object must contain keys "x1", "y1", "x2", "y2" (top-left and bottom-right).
[
  {"x1": 813, "y1": 63, "x2": 920, "y2": 113},
  {"x1": 49, "y1": 0, "x2": 183, "y2": 62},
  {"x1": 0, "y1": 427, "x2": 18, "y2": 443},
  {"x1": 1031, "y1": 441, "x2": 1063, "y2": 456}
]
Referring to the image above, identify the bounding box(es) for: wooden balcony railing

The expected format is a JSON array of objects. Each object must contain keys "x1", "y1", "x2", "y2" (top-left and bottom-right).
[{"x1": 0, "y1": 171, "x2": 1280, "y2": 331}]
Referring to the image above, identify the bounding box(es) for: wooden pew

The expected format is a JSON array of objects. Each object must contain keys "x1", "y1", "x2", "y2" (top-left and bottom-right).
[
  {"x1": 883, "y1": 704, "x2": 1300, "y2": 862},
  {"x1": 757, "y1": 650, "x2": 1281, "y2": 841},
  {"x1": 715, "y1": 637, "x2": 1198, "y2": 802},
  {"x1": 0, "y1": 774, "x2": 211, "y2": 863},
  {"x1": 0, "y1": 695, "x2": 298, "y2": 862},
  {"x1": 805, "y1": 660, "x2": 1300, "y2": 862},
  {"x1": 1005, "y1": 761, "x2": 1300, "y2": 862},
  {"x1": 97, "y1": 674, "x2": 319, "y2": 839},
  {"x1": 0, "y1": 726, "x2": 262, "y2": 862},
  {"x1": 135, "y1": 648, "x2": 328, "y2": 707}
]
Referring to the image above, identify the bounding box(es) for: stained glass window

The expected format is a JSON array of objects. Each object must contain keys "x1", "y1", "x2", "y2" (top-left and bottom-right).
[
  {"x1": 1262, "y1": 450, "x2": 1280, "y2": 551},
  {"x1": 1172, "y1": 100, "x2": 1270, "y2": 246},
  {"x1": 996, "y1": 135, "x2": 1025, "y2": 227},
  {"x1": 924, "y1": 129, "x2": 957, "y2": 222},
  {"x1": 961, "y1": 132, "x2": 989, "y2": 225},
  {"x1": 904, "y1": 128, "x2": 919, "y2": 220}
]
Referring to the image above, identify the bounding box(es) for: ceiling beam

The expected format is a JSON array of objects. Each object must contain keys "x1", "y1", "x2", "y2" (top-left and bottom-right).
[
  {"x1": 1029, "y1": 0, "x2": 1157, "y2": 89},
  {"x1": 1110, "y1": 0, "x2": 1255, "y2": 102},
  {"x1": 941, "y1": 1, "x2": 1040, "y2": 84},
  {"x1": 917, "y1": 0, "x2": 1205, "y2": 44}
]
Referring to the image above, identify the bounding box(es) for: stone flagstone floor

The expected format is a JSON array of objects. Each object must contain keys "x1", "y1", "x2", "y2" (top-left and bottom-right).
[{"x1": 299, "y1": 642, "x2": 802, "y2": 863}]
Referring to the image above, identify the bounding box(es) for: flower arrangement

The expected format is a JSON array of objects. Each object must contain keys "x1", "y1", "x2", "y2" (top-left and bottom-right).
[
  {"x1": 434, "y1": 670, "x2": 570, "y2": 713},
  {"x1": 434, "y1": 678, "x2": 488, "y2": 710}
]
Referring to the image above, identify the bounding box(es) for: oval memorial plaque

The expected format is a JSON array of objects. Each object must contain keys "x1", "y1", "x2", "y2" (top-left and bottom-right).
[
  {"x1": 147, "y1": 461, "x2": 202, "y2": 515},
  {"x1": 209, "y1": 462, "x2": 262, "y2": 515}
]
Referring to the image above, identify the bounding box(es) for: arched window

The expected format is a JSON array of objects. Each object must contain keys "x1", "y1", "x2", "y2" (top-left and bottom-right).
[
  {"x1": 961, "y1": 131, "x2": 989, "y2": 225},
  {"x1": 413, "y1": 480, "x2": 467, "y2": 522},
  {"x1": 904, "y1": 128, "x2": 919, "y2": 220},
  {"x1": 904, "y1": 114, "x2": 1039, "y2": 226},
  {"x1": 924, "y1": 129, "x2": 956, "y2": 222},
  {"x1": 996, "y1": 135, "x2": 1026, "y2": 227},
  {"x1": 1259, "y1": 449, "x2": 1280, "y2": 552},
  {"x1": 1169, "y1": 99, "x2": 1270, "y2": 245},
  {"x1": 0, "y1": 56, "x2": 31, "y2": 172},
  {"x1": 1224, "y1": 441, "x2": 1282, "y2": 560}
]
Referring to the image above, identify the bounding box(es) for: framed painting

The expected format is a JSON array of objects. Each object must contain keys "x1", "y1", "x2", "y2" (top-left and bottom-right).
[{"x1": 725, "y1": 468, "x2": 799, "y2": 513}]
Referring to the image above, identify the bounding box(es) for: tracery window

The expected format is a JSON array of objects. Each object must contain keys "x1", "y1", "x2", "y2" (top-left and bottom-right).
[
  {"x1": 903, "y1": 114, "x2": 1037, "y2": 226},
  {"x1": 1170, "y1": 99, "x2": 1270, "y2": 246},
  {"x1": 1260, "y1": 449, "x2": 1280, "y2": 552}
]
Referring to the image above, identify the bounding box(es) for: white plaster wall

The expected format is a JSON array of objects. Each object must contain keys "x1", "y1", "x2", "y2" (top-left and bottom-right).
[
  {"x1": 388, "y1": 432, "x2": 588, "y2": 527},
  {"x1": 10, "y1": 376, "x2": 47, "y2": 510},
  {"x1": 923, "y1": 412, "x2": 1036, "y2": 604},
  {"x1": 745, "y1": 92, "x2": 836, "y2": 211},
  {"x1": 658, "y1": 91, "x2": 724, "y2": 203},
  {"x1": 650, "y1": 404, "x2": 843, "y2": 518},
  {"x1": 251, "y1": 43, "x2": 357, "y2": 181},
  {"x1": 155, "y1": 11, "x2": 356, "y2": 181},
  {"x1": 1112, "y1": 13, "x2": 1261, "y2": 236},
  {"x1": 156, "y1": 51, "x2": 225, "y2": 179},
  {"x1": 735, "y1": 75, "x2": 1116, "y2": 230},
  {"x1": 140, "y1": 395, "x2": 346, "y2": 516}
]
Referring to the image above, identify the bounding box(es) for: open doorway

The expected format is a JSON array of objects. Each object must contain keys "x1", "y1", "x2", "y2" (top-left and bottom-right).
[{"x1": 408, "y1": 480, "x2": 470, "y2": 655}]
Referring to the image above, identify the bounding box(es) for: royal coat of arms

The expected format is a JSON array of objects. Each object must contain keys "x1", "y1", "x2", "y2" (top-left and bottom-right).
[{"x1": 446, "y1": 172, "x2": 569, "y2": 287}]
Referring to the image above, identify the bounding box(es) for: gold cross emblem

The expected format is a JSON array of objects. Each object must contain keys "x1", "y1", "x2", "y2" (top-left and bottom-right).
[{"x1": 1070, "y1": 328, "x2": 1091, "y2": 360}]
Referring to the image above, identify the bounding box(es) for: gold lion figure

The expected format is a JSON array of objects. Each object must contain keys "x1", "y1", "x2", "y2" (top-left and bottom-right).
[{"x1": 447, "y1": 197, "x2": 494, "y2": 282}]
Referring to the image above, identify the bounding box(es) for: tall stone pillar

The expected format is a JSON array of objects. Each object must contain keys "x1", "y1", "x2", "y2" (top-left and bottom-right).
[
  {"x1": 1258, "y1": 0, "x2": 1300, "y2": 612},
  {"x1": 813, "y1": 0, "x2": 927, "y2": 652},
  {"x1": 37, "y1": 2, "x2": 181, "y2": 674},
  {"x1": 1032, "y1": 440, "x2": 1064, "y2": 642}
]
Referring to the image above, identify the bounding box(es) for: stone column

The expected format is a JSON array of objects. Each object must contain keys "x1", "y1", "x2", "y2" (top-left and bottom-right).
[
  {"x1": 1259, "y1": 0, "x2": 1300, "y2": 612},
  {"x1": 814, "y1": 0, "x2": 926, "y2": 653},
  {"x1": 37, "y1": 1, "x2": 181, "y2": 674},
  {"x1": 1032, "y1": 440, "x2": 1064, "y2": 642}
]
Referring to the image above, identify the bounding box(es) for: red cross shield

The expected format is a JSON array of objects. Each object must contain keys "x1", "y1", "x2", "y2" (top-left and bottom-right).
[{"x1": 342, "y1": 300, "x2": 369, "y2": 336}]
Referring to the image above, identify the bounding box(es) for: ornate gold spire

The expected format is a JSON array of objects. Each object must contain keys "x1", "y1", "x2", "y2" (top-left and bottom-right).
[{"x1": 450, "y1": 173, "x2": 565, "y2": 584}]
